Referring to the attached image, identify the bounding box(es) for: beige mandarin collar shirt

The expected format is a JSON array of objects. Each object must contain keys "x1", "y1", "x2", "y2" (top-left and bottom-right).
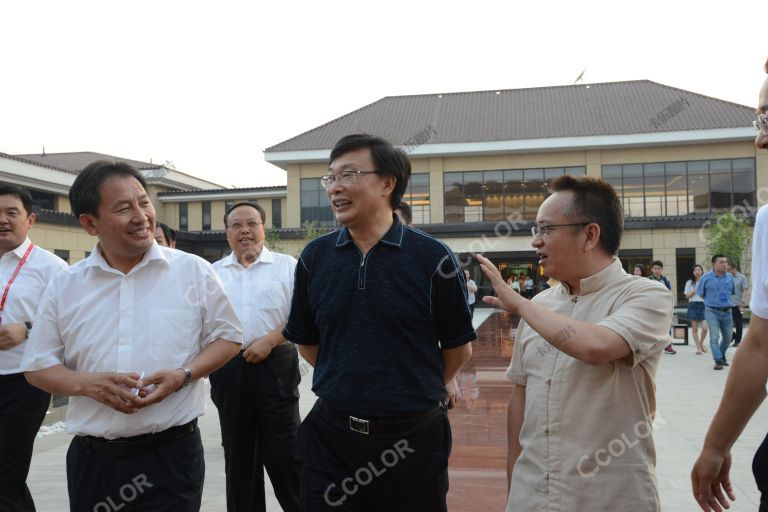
[
  {"x1": 0, "y1": 237, "x2": 67, "y2": 374},
  {"x1": 506, "y1": 258, "x2": 673, "y2": 512},
  {"x1": 212, "y1": 247, "x2": 296, "y2": 349},
  {"x1": 21, "y1": 242, "x2": 243, "y2": 439}
]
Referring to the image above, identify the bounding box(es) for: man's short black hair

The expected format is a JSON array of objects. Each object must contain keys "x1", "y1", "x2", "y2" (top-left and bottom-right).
[
  {"x1": 69, "y1": 161, "x2": 148, "y2": 218},
  {"x1": 0, "y1": 185, "x2": 34, "y2": 216},
  {"x1": 728, "y1": 262, "x2": 740, "y2": 271},
  {"x1": 712, "y1": 254, "x2": 726, "y2": 264},
  {"x1": 329, "y1": 134, "x2": 411, "y2": 209},
  {"x1": 224, "y1": 202, "x2": 266, "y2": 227},
  {"x1": 651, "y1": 260, "x2": 664, "y2": 268},
  {"x1": 157, "y1": 222, "x2": 176, "y2": 243},
  {"x1": 395, "y1": 201, "x2": 412, "y2": 225},
  {"x1": 549, "y1": 175, "x2": 623, "y2": 255}
]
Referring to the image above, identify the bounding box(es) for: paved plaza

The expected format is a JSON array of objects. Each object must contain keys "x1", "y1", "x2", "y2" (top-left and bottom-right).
[{"x1": 27, "y1": 310, "x2": 767, "y2": 511}]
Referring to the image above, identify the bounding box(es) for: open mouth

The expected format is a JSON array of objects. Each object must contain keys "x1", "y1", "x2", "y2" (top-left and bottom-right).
[{"x1": 332, "y1": 199, "x2": 352, "y2": 210}]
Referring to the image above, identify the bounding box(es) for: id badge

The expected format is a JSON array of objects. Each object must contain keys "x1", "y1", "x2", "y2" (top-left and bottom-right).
[{"x1": 719, "y1": 291, "x2": 729, "y2": 304}]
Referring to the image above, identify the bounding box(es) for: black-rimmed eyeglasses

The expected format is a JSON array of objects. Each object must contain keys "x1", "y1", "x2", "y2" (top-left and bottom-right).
[{"x1": 531, "y1": 223, "x2": 591, "y2": 237}]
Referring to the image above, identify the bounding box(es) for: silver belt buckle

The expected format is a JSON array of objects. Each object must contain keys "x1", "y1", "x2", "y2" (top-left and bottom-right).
[{"x1": 349, "y1": 416, "x2": 370, "y2": 435}]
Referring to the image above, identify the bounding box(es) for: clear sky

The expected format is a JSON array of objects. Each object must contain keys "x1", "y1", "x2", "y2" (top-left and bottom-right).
[{"x1": 1, "y1": 0, "x2": 765, "y2": 188}]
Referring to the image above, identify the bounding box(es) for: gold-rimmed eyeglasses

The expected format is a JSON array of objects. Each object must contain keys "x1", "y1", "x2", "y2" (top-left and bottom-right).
[
  {"x1": 754, "y1": 114, "x2": 768, "y2": 136},
  {"x1": 227, "y1": 221, "x2": 263, "y2": 231},
  {"x1": 320, "y1": 169, "x2": 378, "y2": 190}
]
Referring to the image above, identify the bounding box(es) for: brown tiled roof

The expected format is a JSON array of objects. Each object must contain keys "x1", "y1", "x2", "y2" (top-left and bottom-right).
[
  {"x1": 12, "y1": 152, "x2": 162, "y2": 174},
  {"x1": 157, "y1": 185, "x2": 286, "y2": 196},
  {"x1": 265, "y1": 80, "x2": 755, "y2": 152}
]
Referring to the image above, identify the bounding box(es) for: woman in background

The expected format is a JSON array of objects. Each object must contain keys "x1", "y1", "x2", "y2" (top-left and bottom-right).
[
  {"x1": 685, "y1": 264, "x2": 708, "y2": 354},
  {"x1": 633, "y1": 264, "x2": 646, "y2": 277}
]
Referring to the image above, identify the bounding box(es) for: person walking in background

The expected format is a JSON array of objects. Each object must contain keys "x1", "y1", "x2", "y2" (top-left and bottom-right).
[
  {"x1": 728, "y1": 262, "x2": 749, "y2": 348},
  {"x1": 686, "y1": 264, "x2": 709, "y2": 355},
  {"x1": 649, "y1": 260, "x2": 677, "y2": 355},
  {"x1": 465, "y1": 269, "x2": 478, "y2": 318},
  {"x1": 633, "y1": 263, "x2": 646, "y2": 277},
  {"x1": 697, "y1": 255, "x2": 735, "y2": 370}
]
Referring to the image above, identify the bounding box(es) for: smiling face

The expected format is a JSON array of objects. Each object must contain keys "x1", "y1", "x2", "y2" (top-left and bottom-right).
[
  {"x1": 0, "y1": 194, "x2": 34, "y2": 255},
  {"x1": 225, "y1": 204, "x2": 265, "y2": 263},
  {"x1": 80, "y1": 175, "x2": 155, "y2": 272},
  {"x1": 651, "y1": 265, "x2": 663, "y2": 279},
  {"x1": 326, "y1": 147, "x2": 394, "y2": 229}
]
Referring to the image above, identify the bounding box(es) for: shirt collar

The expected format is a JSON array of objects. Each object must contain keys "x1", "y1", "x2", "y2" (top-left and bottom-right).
[
  {"x1": 559, "y1": 258, "x2": 626, "y2": 296},
  {"x1": 9, "y1": 237, "x2": 33, "y2": 260},
  {"x1": 335, "y1": 213, "x2": 404, "y2": 249},
  {"x1": 85, "y1": 241, "x2": 169, "y2": 274},
  {"x1": 223, "y1": 246, "x2": 274, "y2": 267}
]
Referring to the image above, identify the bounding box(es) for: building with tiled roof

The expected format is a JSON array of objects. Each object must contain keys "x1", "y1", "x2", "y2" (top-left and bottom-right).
[{"x1": 264, "y1": 80, "x2": 764, "y2": 303}]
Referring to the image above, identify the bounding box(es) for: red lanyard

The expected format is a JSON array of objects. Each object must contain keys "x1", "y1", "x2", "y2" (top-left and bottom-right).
[{"x1": 0, "y1": 243, "x2": 34, "y2": 315}]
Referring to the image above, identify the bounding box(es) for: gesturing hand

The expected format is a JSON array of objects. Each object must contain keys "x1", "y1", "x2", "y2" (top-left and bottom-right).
[
  {"x1": 477, "y1": 254, "x2": 526, "y2": 314},
  {"x1": 81, "y1": 372, "x2": 143, "y2": 414},
  {"x1": 691, "y1": 448, "x2": 735, "y2": 511}
]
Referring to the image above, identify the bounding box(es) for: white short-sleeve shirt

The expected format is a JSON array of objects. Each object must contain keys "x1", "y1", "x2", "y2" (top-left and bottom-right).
[
  {"x1": 751, "y1": 204, "x2": 768, "y2": 319},
  {"x1": 21, "y1": 242, "x2": 243, "y2": 438},
  {"x1": 0, "y1": 238, "x2": 67, "y2": 374},
  {"x1": 212, "y1": 247, "x2": 296, "y2": 348}
]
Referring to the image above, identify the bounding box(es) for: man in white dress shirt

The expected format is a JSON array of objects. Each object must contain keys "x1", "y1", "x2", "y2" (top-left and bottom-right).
[
  {"x1": 211, "y1": 202, "x2": 300, "y2": 512},
  {"x1": 22, "y1": 161, "x2": 243, "y2": 512},
  {"x1": 0, "y1": 186, "x2": 67, "y2": 511}
]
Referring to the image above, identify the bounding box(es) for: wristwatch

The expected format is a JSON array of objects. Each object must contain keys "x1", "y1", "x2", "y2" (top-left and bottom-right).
[
  {"x1": 176, "y1": 367, "x2": 192, "y2": 392},
  {"x1": 24, "y1": 321, "x2": 32, "y2": 340}
]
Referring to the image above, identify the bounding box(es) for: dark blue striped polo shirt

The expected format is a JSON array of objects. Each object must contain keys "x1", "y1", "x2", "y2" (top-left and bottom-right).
[{"x1": 283, "y1": 215, "x2": 476, "y2": 416}]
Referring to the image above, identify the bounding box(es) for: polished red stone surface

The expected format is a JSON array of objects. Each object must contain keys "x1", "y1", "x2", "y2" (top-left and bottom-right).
[{"x1": 447, "y1": 311, "x2": 519, "y2": 511}]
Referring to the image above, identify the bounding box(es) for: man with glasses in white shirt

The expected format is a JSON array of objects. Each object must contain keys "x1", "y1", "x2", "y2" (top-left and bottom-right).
[
  {"x1": 692, "y1": 57, "x2": 768, "y2": 512},
  {"x1": 22, "y1": 161, "x2": 243, "y2": 511},
  {"x1": 0, "y1": 186, "x2": 67, "y2": 511},
  {"x1": 210, "y1": 202, "x2": 300, "y2": 512}
]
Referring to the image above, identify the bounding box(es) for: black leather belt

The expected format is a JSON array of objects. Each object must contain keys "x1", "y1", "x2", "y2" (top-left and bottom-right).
[
  {"x1": 75, "y1": 419, "x2": 197, "y2": 457},
  {"x1": 318, "y1": 399, "x2": 442, "y2": 436},
  {"x1": 706, "y1": 306, "x2": 731, "y2": 312}
]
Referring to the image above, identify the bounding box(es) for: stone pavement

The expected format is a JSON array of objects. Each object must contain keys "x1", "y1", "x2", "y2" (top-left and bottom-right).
[{"x1": 27, "y1": 312, "x2": 768, "y2": 511}]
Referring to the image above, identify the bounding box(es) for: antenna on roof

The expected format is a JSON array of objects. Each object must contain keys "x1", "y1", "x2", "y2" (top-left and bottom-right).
[
  {"x1": 573, "y1": 69, "x2": 586, "y2": 85},
  {"x1": 42, "y1": 146, "x2": 46, "y2": 156}
]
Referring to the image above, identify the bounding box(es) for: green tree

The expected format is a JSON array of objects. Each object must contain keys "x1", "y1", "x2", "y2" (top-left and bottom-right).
[
  {"x1": 302, "y1": 220, "x2": 324, "y2": 244},
  {"x1": 703, "y1": 212, "x2": 752, "y2": 268},
  {"x1": 264, "y1": 228, "x2": 284, "y2": 254}
]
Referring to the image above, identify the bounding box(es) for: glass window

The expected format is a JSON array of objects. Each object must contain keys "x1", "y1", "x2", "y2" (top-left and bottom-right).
[
  {"x1": 443, "y1": 173, "x2": 464, "y2": 223},
  {"x1": 404, "y1": 173, "x2": 431, "y2": 224},
  {"x1": 644, "y1": 163, "x2": 665, "y2": 217},
  {"x1": 523, "y1": 169, "x2": 545, "y2": 220},
  {"x1": 504, "y1": 170, "x2": 524, "y2": 219},
  {"x1": 689, "y1": 173, "x2": 709, "y2": 213},
  {"x1": 665, "y1": 162, "x2": 688, "y2": 216},
  {"x1": 463, "y1": 172, "x2": 483, "y2": 222},
  {"x1": 483, "y1": 171, "x2": 504, "y2": 222},
  {"x1": 272, "y1": 198, "x2": 282, "y2": 228},
  {"x1": 202, "y1": 201, "x2": 211, "y2": 231},
  {"x1": 179, "y1": 203, "x2": 188, "y2": 231},
  {"x1": 300, "y1": 178, "x2": 334, "y2": 227},
  {"x1": 622, "y1": 164, "x2": 644, "y2": 217}
]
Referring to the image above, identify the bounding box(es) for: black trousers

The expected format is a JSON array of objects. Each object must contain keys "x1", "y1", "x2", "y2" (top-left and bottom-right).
[
  {"x1": 732, "y1": 306, "x2": 744, "y2": 344},
  {"x1": 298, "y1": 401, "x2": 451, "y2": 512},
  {"x1": 754, "y1": 432, "x2": 768, "y2": 512},
  {"x1": 209, "y1": 343, "x2": 301, "y2": 512},
  {"x1": 66, "y1": 425, "x2": 204, "y2": 512},
  {"x1": 0, "y1": 373, "x2": 50, "y2": 512}
]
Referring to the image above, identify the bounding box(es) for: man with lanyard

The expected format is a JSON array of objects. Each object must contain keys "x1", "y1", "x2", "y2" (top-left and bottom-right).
[
  {"x1": 697, "y1": 255, "x2": 735, "y2": 370},
  {"x1": 0, "y1": 186, "x2": 67, "y2": 511},
  {"x1": 283, "y1": 134, "x2": 475, "y2": 511},
  {"x1": 22, "y1": 161, "x2": 243, "y2": 511},
  {"x1": 210, "y1": 202, "x2": 300, "y2": 512}
]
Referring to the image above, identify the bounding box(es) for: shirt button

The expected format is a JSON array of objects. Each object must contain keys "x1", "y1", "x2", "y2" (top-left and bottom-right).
[
  {"x1": 545, "y1": 378, "x2": 552, "y2": 385},
  {"x1": 545, "y1": 473, "x2": 550, "y2": 480},
  {"x1": 544, "y1": 427, "x2": 550, "y2": 434}
]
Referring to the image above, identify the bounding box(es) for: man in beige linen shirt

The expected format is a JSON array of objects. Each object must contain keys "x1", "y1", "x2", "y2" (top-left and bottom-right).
[{"x1": 478, "y1": 174, "x2": 673, "y2": 511}]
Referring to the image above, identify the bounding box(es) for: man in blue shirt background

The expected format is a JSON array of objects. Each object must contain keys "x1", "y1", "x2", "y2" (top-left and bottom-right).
[{"x1": 697, "y1": 254, "x2": 735, "y2": 370}]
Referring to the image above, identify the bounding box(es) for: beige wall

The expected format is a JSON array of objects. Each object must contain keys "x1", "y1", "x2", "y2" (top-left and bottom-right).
[
  {"x1": 55, "y1": 195, "x2": 71, "y2": 214},
  {"x1": 30, "y1": 222, "x2": 95, "y2": 264}
]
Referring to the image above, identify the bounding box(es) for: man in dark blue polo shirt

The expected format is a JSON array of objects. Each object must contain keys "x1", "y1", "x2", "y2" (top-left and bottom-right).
[
  {"x1": 283, "y1": 134, "x2": 475, "y2": 511},
  {"x1": 697, "y1": 254, "x2": 736, "y2": 370}
]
